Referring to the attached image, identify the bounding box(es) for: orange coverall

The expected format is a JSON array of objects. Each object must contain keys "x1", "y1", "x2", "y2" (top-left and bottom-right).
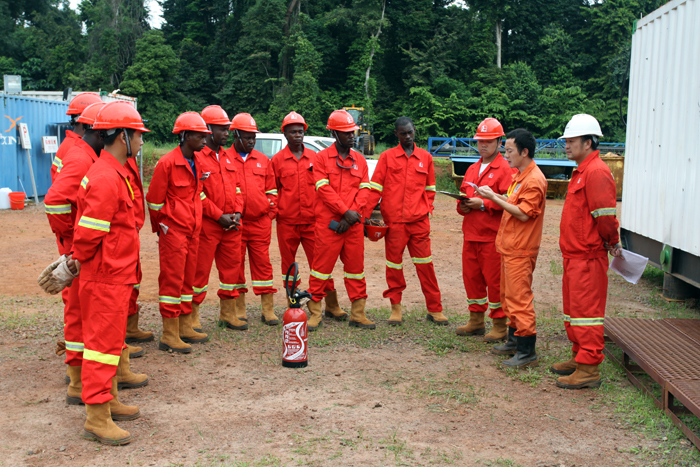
[
  {"x1": 51, "y1": 130, "x2": 80, "y2": 182},
  {"x1": 125, "y1": 158, "x2": 145, "y2": 317}
]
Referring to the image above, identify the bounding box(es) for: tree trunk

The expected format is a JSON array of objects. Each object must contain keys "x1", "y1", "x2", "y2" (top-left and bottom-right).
[
  {"x1": 364, "y1": 0, "x2": 386, "y2": 105},
  {"x1": 495, "y1": 20, "x2": 502, "y2": 69},
  {"x1": 282, "y1": 0, "x2": 300, "y2": 81}
]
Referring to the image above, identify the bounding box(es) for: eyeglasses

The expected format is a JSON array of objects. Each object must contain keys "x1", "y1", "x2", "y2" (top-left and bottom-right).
[{"x1": 336, "y1": 153, "x2": 355, "y2": 170}]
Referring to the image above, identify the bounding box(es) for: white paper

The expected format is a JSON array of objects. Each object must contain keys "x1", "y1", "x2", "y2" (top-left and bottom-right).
[
  {"x1": 466, "y1": 182, "x2": 479, "y2": 190},
  {"x1": 437, "y1": 191, "x2": 468, "y2": 200},
  {"x1": 159, "y1": 223, "x2": 169, "y2": 235},
  {"x1": 609, "y1": 249, "x2": 648, "y2": 284}
]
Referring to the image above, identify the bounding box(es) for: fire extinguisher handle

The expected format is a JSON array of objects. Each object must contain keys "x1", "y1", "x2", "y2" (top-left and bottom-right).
[{"x1": 285, "y1": 262, "x2": 299, "y2": 300}]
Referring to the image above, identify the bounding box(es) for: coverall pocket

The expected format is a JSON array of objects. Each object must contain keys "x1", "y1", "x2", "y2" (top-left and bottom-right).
[{"x1": 173, "y1": 174, "x2": 193, "y2": 199}]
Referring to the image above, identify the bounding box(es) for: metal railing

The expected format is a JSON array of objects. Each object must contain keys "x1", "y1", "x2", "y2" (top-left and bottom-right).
[{"x1": 428, "y1": 137, "x2": 625, "y2": 159}]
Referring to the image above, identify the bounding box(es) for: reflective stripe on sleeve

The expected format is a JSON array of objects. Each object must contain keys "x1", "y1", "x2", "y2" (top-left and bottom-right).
[
  {"x1": 83, "y1": 348, "x2": 119, "y2": 366},
  {"x1": 147, "y1": 201, "x2": 164, "y2": 211},
  {"x1": 45, "y1": 204, "x2": 72, "y2": 215},
  {"x1": 315, "y1": 179, "x2": 330, "y2": 190},
  {"x1": 370, "y1": 181, "x2": 383, "y2": 192},
  {"x1": 591, "y1": 208, "x2": 616, "y2": 218},
  {"x1": 78, "y1": 216, "x2": 110, "y2": 232},
  {"x1": 53, "y1": 157, "x2": 63, "y2": 172},
  {"x1": 200, "y1": 192, "x2": 206, "y2": 200},
  {"x1": 80, "y1": 176, "x2": 89, "y2": 189},
  {"x1": 359, "y1": 183, "x2": 371, "y2": 190},
  {"x1": 265, "y1": 189, "x2": 278, "y2": 195},
  {"x1": 425, "y1": 185, "x2": 436, "y2": 192},
  {"x1": 236, "y1": 187, "x2": 241, "y2": 193}
]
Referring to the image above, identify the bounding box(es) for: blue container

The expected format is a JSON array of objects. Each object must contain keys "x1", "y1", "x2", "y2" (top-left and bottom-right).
[{"x1": 0, "y1": 94, "x2": 69, "y2": 197}]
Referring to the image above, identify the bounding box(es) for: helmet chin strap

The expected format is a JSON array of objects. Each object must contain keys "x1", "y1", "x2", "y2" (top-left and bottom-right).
[
  {"x1": 123, "y1": 129, "x2": 132, "y2": 158},
  {"x1": 333, "y1": 130, "x2": 350, "y2": 150}
]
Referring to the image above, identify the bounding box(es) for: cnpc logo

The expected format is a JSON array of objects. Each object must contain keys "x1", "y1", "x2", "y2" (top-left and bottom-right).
[{"x1": 1, "y1": 115, "x2": 22, "y2": 145}]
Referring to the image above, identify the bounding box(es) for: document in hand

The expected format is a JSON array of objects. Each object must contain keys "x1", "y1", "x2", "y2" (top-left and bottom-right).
[
  {"x1": 609, "y1": 249, "x2": 648, "y2": 284},
  {"x1": 437, "y1": 191, "x2": 469, "y2": 200}
]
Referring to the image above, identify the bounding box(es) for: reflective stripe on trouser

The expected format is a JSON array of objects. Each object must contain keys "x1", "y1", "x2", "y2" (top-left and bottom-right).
[
  {"x1": 384, "y1": 217, "x2": 442, "y2": 312},
  {"x1": 80, "y1": 280, "x2": 131, "y2": 405},
  {"x1": 462, "y1": 239, "x2": 505, "y2": 318},
  {"x1": 277, "y1": 222, "x2": 335, "y2": 293},
  {"x1": 236, "y1": 216, "x2": 277, "y2": 296},
  {"x1": 563, "y1": 257, "x2": 608, "y2": 365},
  {"x1": 63, "y1": 275, "x2": 83, "y2": 366},
  {"x1": 193, "y1": 218, "x2": 243, "y2": 304},
  {"x1": 501, "y1": 254, "x2": 538, "y2": 337},
  {"x1": 128, "y1": 262, "x2": 142, "y2": 317},
  {"x1": 158, "y1": 229, "x2": 199, "y2": 318},
  {"x1": 309, "y1": 220, "x2": 366, "y2": 302}
]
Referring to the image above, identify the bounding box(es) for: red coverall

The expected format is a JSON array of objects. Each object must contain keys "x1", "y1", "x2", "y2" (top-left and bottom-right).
[
  {"x1": 364, "y1": 144, "x2": 442, "y2": 312},
  {"x1": 271, "y1": 146, "x2": 336, "y2": 293},
  {"x1": 72, "y1": 151, "x2": 139, "y2": 405},
  {"x1": 560, "y1": 150, "x2": 619, "y2": 366},
  {"x1": 193, "y1": 146, "x2": 244, "y2": 303},
  {"x1": 51, "y1": 130, "x2": 80, "y2": 182},
  {"x1": 224, "y1": 148, "x2": 278, "y2": 296},
  {"x1": 125, "y1": 158, "x2": 145, "y2": 317},
  {"x1": 146, "y1": 146, "x2": 204, "y2": 318},
  {"x1": 456, "y1": 154, "x2": 517, "y2": 318},
  {"x1": 309, "y1": 145, "x2": 370, "y2": 302},
  {"x1": 44, "y1": 138, "x2": 99, "y2": 367}
]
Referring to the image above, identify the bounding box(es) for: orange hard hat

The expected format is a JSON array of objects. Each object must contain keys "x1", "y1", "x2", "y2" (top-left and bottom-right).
[
  {"x1": 326, "y1": 110, "x2": 359, "y2": 132},
  {"x1": 281, "y1": 111, "x2": 307, "y2": 131},
  {"x1": 76, "y1": 103, "x2": 106, "y2": 127},
  {"x1": 201, "y1": 105, "x2": 231, "y2": 126},
  {"x1": 473, "y1": 118, "x2": 505, "y2": 140},
  {"x1": 66, "y1": 92, "x2": 102, "y2": 116},
  {"x1": 365, "y1": 224, "x2": 388, "y2": 242},
  {"x1": 92, "y1": 101, "x2": 150, "y2": 132},
  {"x1": 172, "y1": 112, "x2": 211, "y2": 134},
  {"x1": 230, "y1": 113, "x2": 260, "y2": 133}
]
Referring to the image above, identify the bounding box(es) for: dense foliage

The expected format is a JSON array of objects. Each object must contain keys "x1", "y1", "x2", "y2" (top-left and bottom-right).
[{"x1": 1, "y1": 0, "x2": 665, "y2": 144}]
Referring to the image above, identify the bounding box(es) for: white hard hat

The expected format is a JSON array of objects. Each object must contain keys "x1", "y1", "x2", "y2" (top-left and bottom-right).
[{"x1": 559, "y1": 114, "x2": 603, "y2": 139}]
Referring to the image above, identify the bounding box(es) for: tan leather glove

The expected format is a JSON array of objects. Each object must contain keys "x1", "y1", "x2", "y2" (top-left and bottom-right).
[
  {"x1": 42, "y1": 259, "x2": 81, "y2": 295},
  {"x1": 38, "y1": 255, "x2": 68, "y2": 291}
]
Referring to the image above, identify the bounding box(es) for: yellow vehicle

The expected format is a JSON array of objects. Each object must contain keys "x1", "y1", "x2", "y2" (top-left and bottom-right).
[{"x1": 342, "y1": 105, "x2": 375, "y2": 155}]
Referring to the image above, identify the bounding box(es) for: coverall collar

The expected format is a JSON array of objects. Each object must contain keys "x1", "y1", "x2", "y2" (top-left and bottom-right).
[
  {"x1": 478, "y1": 152, "x2": 505, "y2": 169},
  {"x1": 282, "y1": 145, "x2": 311, "y2": 161},
  {"x1": 395, "y1": 143, "x2": 419, "y2": 158},
  {"x1": 75, "y1": 138, "x2": 100, "y2": 163},
  {"x1": 100, "y1": 149, "x2": 130, "y2": 179},
  {"x1": 573, "y1": 150, "x2": 600, "y2": 173},
  {"x1": 515, "y1": 158, "x2": 538, "y2": 182}
]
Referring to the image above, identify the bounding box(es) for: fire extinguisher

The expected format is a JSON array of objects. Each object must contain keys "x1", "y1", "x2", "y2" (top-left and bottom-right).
[{"x1": 282, "y1": 262, "x2": 312, "y2": 368}]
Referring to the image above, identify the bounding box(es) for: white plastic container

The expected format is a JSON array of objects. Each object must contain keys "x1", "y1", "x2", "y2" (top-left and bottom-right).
[{"x1": 0, "y1": 188, "x2": 12, "y2": 209}]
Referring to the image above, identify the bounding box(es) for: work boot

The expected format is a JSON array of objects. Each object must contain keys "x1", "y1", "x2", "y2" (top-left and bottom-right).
[
  {"x1": 218, "y1": 298, "x2": 248, "y2": 330},
  {"x1": 66, "y1": 365, "x2": 83, "y2": 405},
  {"x1": 109, "y1": 377, "x2": 140, "y2": 421},
  {"x1": 491, "y1": 326, "x2": 517, "y2": 355},
  {"x1": 179, "y1": 313, "x2": 209, "y2": 343},
  {"x1": 324, "y1": 291, "x2": 348, "y2": 321},
  {"x1": 456, "y1": 312, "x2": 485, "y2": 336},
  {"x1": 158, "y1": 317, "x2": 192, "y2": 353},
  {"x1": 387, "y1": 303, "x2": 402, "y2": 326},
  {"x1": 261, "y1": 293, "x2": 279, "y2": 325},
  {"x1": 191, "y1": 302, "x2": 203, "y2": 333},
  {"x1": 556, "y1": 364, "x2": 602, "y2": 389},
  {"x1": 307, "y1": 300, "x2": 323, "y2": 331},
  {"x1": 502, "y1": 335, "x2": 539, "y2": 369},
  {"x1": 117, "y1": 347, "x2": 149, "y2": 390},
  {"x1": 125, "y1": 311, "x2": 154, "y2": 344},
  {"x1": 550, "y1": 351, "x2": 578, "y2": 376},
  {"x1": 127, "y1": 343, "x2": 144, "y2": 358},
  {"x1": 235, "y1": 292, "x2": 248, "y2": 322},
  {"x1": 484, "y1": 317, "x2": 508, "y2": 342},
  {"x1": 349, "y1": 299, "x2": 376, "y2": 329},
  {"x1": 82, "y1": 402, "x2": 131, "y2": 446},
  {"x1": 426, "y1": 311, "x2": 449, "y2": 326}
]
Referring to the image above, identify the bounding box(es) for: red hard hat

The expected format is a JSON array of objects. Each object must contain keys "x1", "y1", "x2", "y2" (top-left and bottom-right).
[
  {"x1": 172, "y1": 112, "x2": 211, "y2": 134},
  {"x1": 230, "y1": 113, "x2": 260, "y2": 133},
  {"x1": 92, "y1": 101, "x2": 150, "y2": 132},
  {"x1": 473, "y1": 118, "x2": 505, "y2": 140},
  {"x1": 326, "y1": 110, "x2": 359, "y2": 132},
  {"x1": 281, "y1": 111, "x2": 307, "y2": 131},
  {"x1": 365, "y1": 224, "x2": 388, "y2": 242},
  {"x1": 201, "y1": 105, "x2": 231, "y2": 126},
  {"x1": 66, "y1": 92, "x2": 102, "y2": 116},
  {"x1": 76, "y1": 103, "x2": 106, "y2": 126}
]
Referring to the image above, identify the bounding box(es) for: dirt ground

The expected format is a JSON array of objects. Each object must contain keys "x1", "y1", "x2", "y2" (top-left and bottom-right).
[{"x1": 0, "y1": 197, "x2": 690, "y2": 467}]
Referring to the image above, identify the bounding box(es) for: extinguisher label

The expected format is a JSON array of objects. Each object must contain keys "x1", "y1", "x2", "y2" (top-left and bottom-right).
[{"x1": 283, "y1": 321, "x2": 307, "y2": 361}]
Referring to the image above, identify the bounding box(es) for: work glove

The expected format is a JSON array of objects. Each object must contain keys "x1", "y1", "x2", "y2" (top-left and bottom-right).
[
  {"x1": 55, "y1": 341, "x2": 66, "y2": 356},
  {"x1": 37, "y1": 255, "x2": 68, "y2": 290},
  {"x1": 41, "y1": 259, "x2": 81, "y2": 295}
]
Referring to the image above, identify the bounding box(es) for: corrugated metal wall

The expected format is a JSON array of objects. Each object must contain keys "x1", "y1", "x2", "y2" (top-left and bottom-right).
[
  {"x1": 1, "y1": 95, "x2": 69, "y2": 196},
  {"x1": 622, "y1": 0, "x2": 700, "y2": 256}
]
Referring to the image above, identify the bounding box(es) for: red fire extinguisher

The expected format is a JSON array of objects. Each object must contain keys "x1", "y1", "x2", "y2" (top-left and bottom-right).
[{"x1": 282, "y1": 262, "x2": 312, "y2": 368}]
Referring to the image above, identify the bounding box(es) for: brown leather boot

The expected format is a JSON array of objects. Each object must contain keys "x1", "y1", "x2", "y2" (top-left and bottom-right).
[
  {"x1": 158, "y1": 317, "x2": 192, "y2": 353},
  {"x1": 261, "y1": 293, "x2": 279, "y2": 325},
  {"x1": 307, "y1": 300, "x2": 323, "y2": 331},
  {"x1": 125, "y1": 312, "x2": 154, "y2": 344},
  {"x1": 191, "y1": 302, "x2": 203, "y2": 332},
  {"x1": 66, "y1": 365, "x2": 83, "y2": 405},
  {"x1": 387, "y1": 303, "x2": 402, "y2": 325},
  {"x1": 324, "y1": 291, "x2": 348, "y2": 321},
  {"x1": 117, "y1": 347, "x2": 149, "y2": 390},
  {"x1": 456, "y1": 312, "x2": 485, "y2": 336},
  {"x1": 83, "y1": 402, "x2": 132, "y2": 445},
  {"x1": 109, "y1": 377, "x2": 140, "y2": 421},
  {"x1": 550, "y1": 351, "x2": 578, "y2": 376},
  {"x1": 556, "y1": 364, "x2": 601, "y2": 389},
  {"x1": 426, "y1": 311, "x2": 449, "y2": 326},
  {"x1": 127, "y1": 343, "x2": 144, "y2": 358},
  {"x1": 179, "y1": 313, "x2": 209, "y2": 343},
  {"x1": 484, "y1": 317, "x2": 508, "y2": 342},
  {"x1": 349, "y1": 299, "x2": 376, "y2": 329},
  {"x1": 235, "y1": 292, "x2": 248, "y2": 321},
  {"x1": 219, "y1": 298, "x2": 249, "y2": 330}
]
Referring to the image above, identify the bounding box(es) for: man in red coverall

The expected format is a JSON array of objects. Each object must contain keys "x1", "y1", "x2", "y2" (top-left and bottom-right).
[
  {"x1": 455, "y1": 118, "x2": 517, "y2": 341},
  {"x1": 225, "y1": 113, "x2": 279, "y2": 325},
  {"x1": 364, "y1": 116, "x2": 448, "y2": 326},
  {"x1": 147, "y1": 112, "x2": 211, "y2": 352},
  {"x1": 271, "y1": 111, "x2": 346, "y2": 320},
  {"x1": 191, "y1": 105, "x2": 249, "y2": 332},
  {"x1": 52, "y1": 92, "x2": 102, "y2": 182},
  {"x1": 307, "y1": 110, "x2": 374, "y2": 331},
  {"x1": 552, "y1": 114, "x2": 622, "y2": 389}
]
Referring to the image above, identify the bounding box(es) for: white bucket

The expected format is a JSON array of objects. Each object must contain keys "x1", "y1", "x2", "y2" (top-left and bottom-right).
[{"x1": 0, "y1": 187, "x2": 12, "y2": 209}]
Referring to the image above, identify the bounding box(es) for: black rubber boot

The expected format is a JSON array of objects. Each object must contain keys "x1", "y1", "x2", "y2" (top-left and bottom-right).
[
  {"x1": 502, "y1": 335, "x2": 539, "y2": 368},
  {"x1": 491, "y1": 326, "x2": 517, "y2": 355}
]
